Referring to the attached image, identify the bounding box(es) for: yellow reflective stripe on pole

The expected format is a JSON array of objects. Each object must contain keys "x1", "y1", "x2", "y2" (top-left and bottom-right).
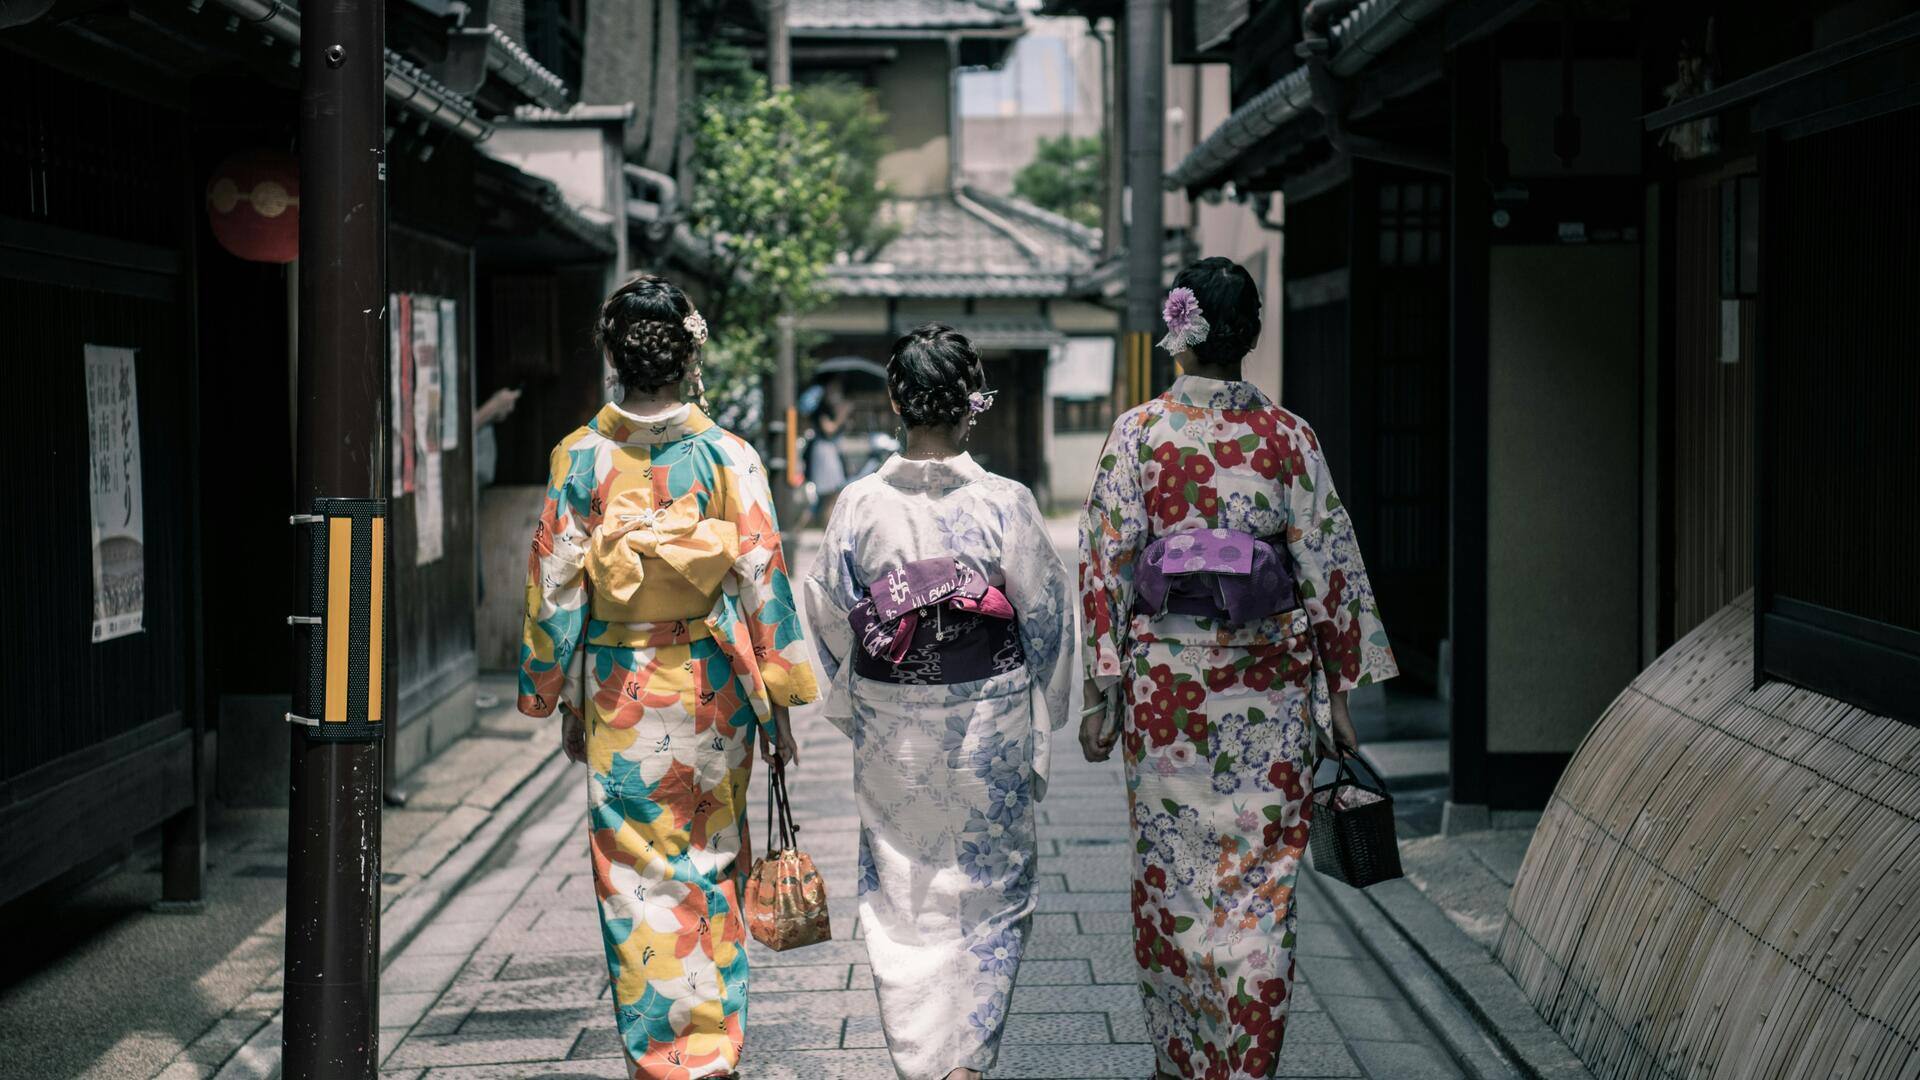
[
  {"x1": 786, "y1": 406, "x2": 804, "y2": 487},
  {"x1": 324, "y1": 516, "x2": 353, "y2": 723},
  {"x1": 368, "y1": 516, "x2": 384, "y2": 723}
]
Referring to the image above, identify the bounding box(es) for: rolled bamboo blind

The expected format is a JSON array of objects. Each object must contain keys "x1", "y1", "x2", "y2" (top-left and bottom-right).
[{"x1": 1499, "y1": 593, "x2": 1920, "y2": 1080}]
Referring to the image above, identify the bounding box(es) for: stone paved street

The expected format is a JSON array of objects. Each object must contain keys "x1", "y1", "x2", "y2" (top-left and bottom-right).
[{"x1": 369, "y1": 523, "x2": 1469, "y2": 1079}]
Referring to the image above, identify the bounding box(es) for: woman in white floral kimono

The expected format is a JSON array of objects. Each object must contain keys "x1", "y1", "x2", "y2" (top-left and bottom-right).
[
  {"x1": 802, "y1": 325, "x2": 1074, "y2": 1080},
  {"x1": 1079, "y1": 259, "x2": 1397, "y2": 1080}
]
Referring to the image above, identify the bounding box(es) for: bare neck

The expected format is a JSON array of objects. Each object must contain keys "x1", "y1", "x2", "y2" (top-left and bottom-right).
[{"x1": 901, "y1": 423, "x2": 965, "y2": 460}]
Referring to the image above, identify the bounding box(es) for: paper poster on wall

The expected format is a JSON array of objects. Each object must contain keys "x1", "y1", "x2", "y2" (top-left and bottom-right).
[
  {"x1": 439, "y1": 297, "x2": 461, "y2": 450},
  {"x1": 412, "y1": 294, "x2": 445, "y2": 564},
  {"x1": 389, "y1": 291, "x2": 406, "y2": 494},
  {"x1": 85, "y1": 345, "x2": 145, "y2": 642},
  {"x1": 396, "y1": 294, "x2": 417, "y2": 495}
]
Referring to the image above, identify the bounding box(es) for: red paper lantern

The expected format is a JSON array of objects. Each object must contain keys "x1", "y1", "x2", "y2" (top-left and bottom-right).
[{"x1": 206, "y1": 150, "x2": 300, "y2": 263}]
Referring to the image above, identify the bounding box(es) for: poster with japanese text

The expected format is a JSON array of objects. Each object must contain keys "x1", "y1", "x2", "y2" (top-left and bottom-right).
[
  {"x1": 411, "y1": 294, "x2": 444, "y2": 564},
  {"x1": 85, "y1": 345, "x2": 145, "y2": 642}
]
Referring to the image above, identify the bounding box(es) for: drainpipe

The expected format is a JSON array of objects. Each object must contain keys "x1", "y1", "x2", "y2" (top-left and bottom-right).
[{"x1": 1299, "y1": 0, "x2": 1449, "y2": 175}]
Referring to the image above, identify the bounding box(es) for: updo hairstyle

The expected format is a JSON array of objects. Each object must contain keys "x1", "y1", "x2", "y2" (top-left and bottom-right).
[
  {"x1": 597, "y1": 274, "x2": 700, "y2": 394},
  {"x1": 887, "y1": 323, "x2": 987, "y2": 428},
  {"x1": 1173, "y1": 256, "x2": 1263, "y2": 367}
]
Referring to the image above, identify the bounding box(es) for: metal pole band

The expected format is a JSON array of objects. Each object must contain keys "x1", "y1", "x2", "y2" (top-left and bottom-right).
[{"x1": 290, "y1": 496, "x2": 389, "y2": 742}]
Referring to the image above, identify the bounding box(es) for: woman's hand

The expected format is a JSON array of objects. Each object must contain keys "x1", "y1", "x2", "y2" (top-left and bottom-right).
[
  {"x1": 1323, "y1": 691, "x2": 1360, "y2": 760},
  {"x1": 761, "y1": 706, "x2": 800, "y2": 768},
  {"x1": 559, "y1": 702, "x2": 588, "y2": 765},
  {"x1": 1079, "y1": 679, "x2": 1118, "y2": 763}
]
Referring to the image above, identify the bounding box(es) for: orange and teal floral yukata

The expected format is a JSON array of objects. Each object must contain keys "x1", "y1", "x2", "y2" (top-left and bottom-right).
[{"x1": 519, "y1": 400, "x2": 819, "y2": 1080}]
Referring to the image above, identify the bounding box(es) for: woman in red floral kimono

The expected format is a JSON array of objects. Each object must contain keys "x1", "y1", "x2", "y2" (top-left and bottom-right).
[{"x1": 1077, "y1": 258, "x2": 1397, "y2": 1079}]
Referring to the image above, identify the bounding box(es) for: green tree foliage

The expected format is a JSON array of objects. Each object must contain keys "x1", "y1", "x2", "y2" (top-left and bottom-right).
[
  {"x1": 1012, "y1": 132, "x2": 1105, "y2": 230},
  {"x1": 793, "y1": 76, "x2": 898, "y2": 261},
  {"x1": 685, "y1": 48, "x2": 893, "y2": 427},
  {"x1": 690, "y1": 75, "x2": 848, "y2": 425}
]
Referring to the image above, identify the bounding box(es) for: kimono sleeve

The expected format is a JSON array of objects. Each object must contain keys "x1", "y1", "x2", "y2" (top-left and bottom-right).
[
  {"x1": 1002, "y1": 485, "x2": 1074, "y2": 736},
  {"x1": 1284, "y1": 423, "x2": 1398, "y2": 694},
  {"x1": 800, "y1": 487, "x2": 863, "y2": 735},
  {"x1": 519, "y1": 441, "x2": 591, "y2": 717},
  {"x1": 1079, "y1": 413, "x2": 1148, "y2": 692},
  {"x1": 725, "y1": 440, "x2": 822, "y2": 710}
]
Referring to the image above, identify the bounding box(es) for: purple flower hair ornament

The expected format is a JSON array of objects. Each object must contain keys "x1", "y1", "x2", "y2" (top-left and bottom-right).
[
  {"x1": 1157, "y1": 286, "x2": 1211, "y2": 354},
  {"x1": 967, "y1": 389, "x2": 997, "y2": 417}
]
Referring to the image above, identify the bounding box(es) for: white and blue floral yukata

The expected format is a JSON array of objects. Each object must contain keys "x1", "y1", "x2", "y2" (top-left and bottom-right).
[{"x1": 802, "y1": 452, "x2": 1074, "y2": 1080}]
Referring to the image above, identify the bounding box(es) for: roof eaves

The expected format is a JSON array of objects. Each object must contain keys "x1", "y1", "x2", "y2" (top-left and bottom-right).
[{"x1": 1164, "y1": 0, "x2": 1452, "y2": 191}]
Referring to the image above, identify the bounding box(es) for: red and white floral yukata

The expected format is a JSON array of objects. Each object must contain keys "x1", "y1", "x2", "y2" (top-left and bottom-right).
[{"x1": 1079, "y1": 375, "x2": 1397, "y2": 1079}]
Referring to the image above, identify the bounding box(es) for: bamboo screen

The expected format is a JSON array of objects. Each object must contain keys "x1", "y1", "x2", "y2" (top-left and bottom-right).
[{"x1": 1499, "y1": 593, "x2": 1920, "y2": 1080}]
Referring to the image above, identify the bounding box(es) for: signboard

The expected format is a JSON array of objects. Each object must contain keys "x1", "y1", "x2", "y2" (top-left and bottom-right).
[{"x1": 85, "y1": 345, "x2": 144, "y2": 642}]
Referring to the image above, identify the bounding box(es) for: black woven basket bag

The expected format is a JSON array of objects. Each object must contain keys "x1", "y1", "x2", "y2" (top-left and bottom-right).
[{"x1": 1308, "y1": 754, "x2": 1404, "y2": 888}]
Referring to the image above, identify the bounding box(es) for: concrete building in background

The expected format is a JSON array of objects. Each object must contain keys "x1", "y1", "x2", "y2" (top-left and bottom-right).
[{"x1": 789, "y1": 0, "x2": 1116, "y2": 510}]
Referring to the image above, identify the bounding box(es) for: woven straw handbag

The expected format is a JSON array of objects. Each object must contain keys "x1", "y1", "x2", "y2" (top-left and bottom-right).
[
  {"x1": 742, "y1": 758, "x2": 832, "y2": 951},
  {"x1": 1308, "y1": 754, "x2": 1405, "y2": 888}
]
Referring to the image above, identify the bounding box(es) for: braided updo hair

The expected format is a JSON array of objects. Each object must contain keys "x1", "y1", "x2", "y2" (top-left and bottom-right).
[
  {"x1": 888, "y1": 323, "x2": 986, "y2": 428},
  {"x1": 1173, "y1": 256, "x2": 1263, "y2": 367},
  {"x1": 597, "y1": 274, "x2": 701, "y2": 394}
]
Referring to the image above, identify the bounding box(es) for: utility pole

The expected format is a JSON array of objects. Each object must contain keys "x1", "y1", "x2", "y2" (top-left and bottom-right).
[
  {"x1": 284, "y1": 0, "x2": 387, "y2": 1076},
  {"x1": 1123, "y1": 0, "x2": 1166, "y2": 404},
  {"x1": 766, "y1": 0, "x2": 803, "y2": 527}
]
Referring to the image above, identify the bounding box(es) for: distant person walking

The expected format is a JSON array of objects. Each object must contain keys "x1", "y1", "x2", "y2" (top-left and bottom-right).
[
  {"x1": 802, "y1": 325, "x2": 1074, "y2": 1080},
  {"x1": 518, "y1": 273, "x2": 820, "y2": 1080},
  {"x1": 1077, "y1": 259, "x2": 1398, "y2": 1079}
]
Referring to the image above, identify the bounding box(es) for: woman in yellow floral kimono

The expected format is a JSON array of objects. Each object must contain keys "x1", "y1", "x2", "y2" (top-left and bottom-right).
[{"x1": 519, "y1": 274, "x2": 820, "y2": 1080}]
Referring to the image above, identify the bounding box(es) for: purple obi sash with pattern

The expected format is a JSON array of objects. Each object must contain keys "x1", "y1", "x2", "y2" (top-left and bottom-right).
[
  {"x1": 1133, "y1": 528, "x2": 1298, "y2": 626},
  {"x1": 848, "y1": 557, "x2": 1024, "y2": 685}
]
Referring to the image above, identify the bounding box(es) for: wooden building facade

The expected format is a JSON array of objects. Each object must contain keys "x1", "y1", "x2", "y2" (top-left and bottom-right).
[
  {"x1": 0, "y1": 0, "x2": 688, "y2": 909},
  {"x1": 1151, "y1": 0, "x2": 1918, "y2": 815}
]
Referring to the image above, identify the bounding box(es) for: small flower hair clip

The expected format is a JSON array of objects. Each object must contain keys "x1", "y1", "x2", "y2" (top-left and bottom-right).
[
  {"x1": 1157, "y1": 286, "x2": 1211, "y2": 354},
  {"x1": 967, "y1": 389, "x2": 997, "y2": 418},
  {"x1": 682, "y1": 310, "x2": 709, "y2": 346}
]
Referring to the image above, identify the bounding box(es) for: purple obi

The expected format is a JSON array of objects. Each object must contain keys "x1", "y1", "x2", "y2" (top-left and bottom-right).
[
  {"x1": 1133, "y1": 528, "x2": 1298, "y2": 626},
  {"x1": 849, "y1": 556, "x2": 1023, "y2": 685}
]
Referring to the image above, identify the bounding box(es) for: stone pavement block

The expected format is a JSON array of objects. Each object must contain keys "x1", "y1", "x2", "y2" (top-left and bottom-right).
[
  {"x1": 155, "y1": 1063, "x2": 215, "y2": 1080},
  {"x1": 1002, "y1": 1011, "x2": 1113, "y2": 1043},
  {"x1": 1347, "y1": 1038, "x2": 1466, "y2": 1079},
  {"x1": 849, "y1": 963, "x2": 875, "y2": 990},
  {"x1": 1294, "y1": 923, "x2": 1361, "y2": 958},
  {"x1": 1273, "y1": 1040, "x2": 1365, "y2": 1077},
  {"x1": 386, "y1": 953, "x2": 470, "y2": 994},
  {"x1": 381, "y1": 991, "x2": 442, "y2": 1030},
  {"x1": 841, "y1": 1014, "x2": 887, "y2": 1049},
  {"x1": 385, "y1": 1032, "x2": 579, "y2": 1069},
  {"x1": 411, "y1": 1058, "x2": 628, "y2": 1078},
  {"x1": 746, "y1": 939, "x2": 870, "y2": 967},
  {"x1": 177, "y1": 1017, "x2": 268, "y2": 1069},
  {"x1": 992, "y1": 1042, "x2": 1158, "y2": 1077},
  {"x1": 754, "y1": 963, "x2": 854, "y2": 992},
  {"x1": 456, "y1": 1004, "x2": 596, "y2": 1039},
  {"x1": 751, "y1": 989, "x2": 884, "y2": 1023},
  {"x1": 739, "y1": 1048, "x2": 897, "y2": 1079},
  {"x1": 1033, "y1": 890, "x2": 1130, "y2": 913},
  {"x1": 1299, "y1": 959, "x2": 1393, "y2": 1000},
  {"x1": 405, "y1": 918, "x2": 494, "y2": 957},
  {"x1": 496, "y1": 952, "x2": 604, "y2": 982},
  {"x1": 1285, "y1": 1010, "x2": 1343, "y2": 1044},
  {"x1": 1075, "y1": 911, "x2": 1133, "y2": 935},
  {"x1": 1031, "y1": 911, "x2": 1079, "y2": 936},
  {"x1": 1047, "y1": 854, "x2": 1134, "y2": 892},
  {"x1": 378, "y1": 1070, "x2": 426, "y2": 1080},
  {"x1": 388, "y1": 806, "x2": 494, "y2": 878},
  {"x1": 1014, "y1": 957, "x2": 1094, "y2": 985},
  {"x1": 1317, "y1": 992, "x2": 1429, "y2": 1043}
]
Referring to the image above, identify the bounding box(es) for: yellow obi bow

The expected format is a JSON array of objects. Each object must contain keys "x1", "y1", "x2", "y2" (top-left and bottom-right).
[{"x1": 588, "y1": 489, "x2": 740, "y2": 614}]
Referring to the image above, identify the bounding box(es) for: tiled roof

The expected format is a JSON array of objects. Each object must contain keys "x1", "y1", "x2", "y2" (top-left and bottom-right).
[
  {"x1": 789, "y1": 0, "x2": 1021, "y2": 33},
  {"x1": 827, "y1": 190, "x2": 1098, "y2": 299}
]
